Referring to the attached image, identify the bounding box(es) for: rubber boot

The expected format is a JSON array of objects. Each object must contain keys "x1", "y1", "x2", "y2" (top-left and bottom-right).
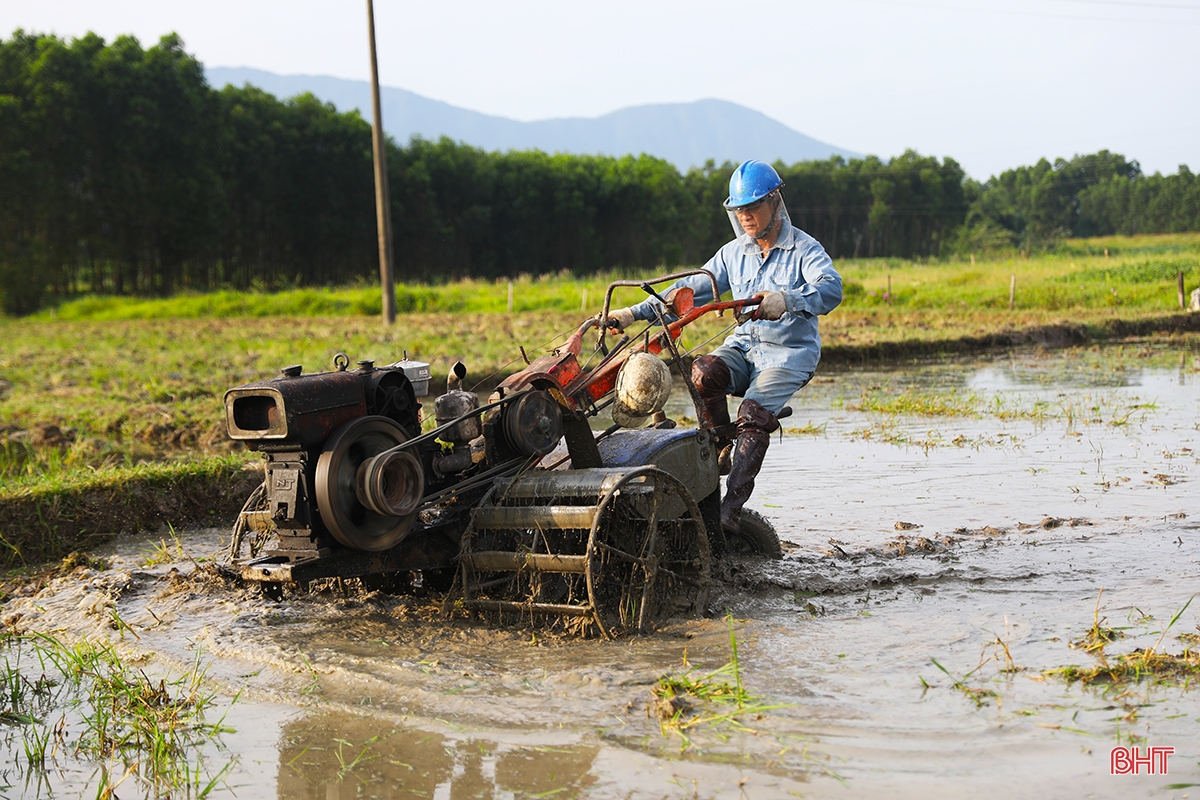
[
  {"x1": 721, "y1": 430, "x2": 769, "y2": 534},
  {"x1": 720, "y1": 399, "x2": 779, "y2": 534},
  {"x1": 692, "y1": 355, "x2": 732, "y2": 472}
]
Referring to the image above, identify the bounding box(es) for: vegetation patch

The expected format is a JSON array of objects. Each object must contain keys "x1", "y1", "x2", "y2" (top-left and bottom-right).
[
  {"x1": 0, "y1": 630, "x2": 236, "y2": 797},
  {"x1": 1045, "y1": 596, "x2": 1198, "y2": 688},
  {"x1": 0, "y1": 456, "x2": 260, "y2": 569},
  {"x1": 1045, "y1": 648, "x2": 1200, "y2": 686},
  {"x1": 851, "y1": 387, "x2": 980, "y2": 416},
  {"x1": 651, "y1": 615, "x2": 788, "y2": 749}
]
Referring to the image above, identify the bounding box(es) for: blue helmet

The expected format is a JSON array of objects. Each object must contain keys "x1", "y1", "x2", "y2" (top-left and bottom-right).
[{"x1": 723, "y1": 160, "x2": 783, "y2": 209}]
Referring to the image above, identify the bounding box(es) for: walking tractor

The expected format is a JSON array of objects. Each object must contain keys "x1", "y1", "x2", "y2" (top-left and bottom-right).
[{"x1": 224, "y1": 271, "x2": 785, "y2": 637}]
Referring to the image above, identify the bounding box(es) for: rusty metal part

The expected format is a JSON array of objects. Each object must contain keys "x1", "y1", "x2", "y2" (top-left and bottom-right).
[
  {"x1": 497, "y1": 349, "x2": 583, "y2": 397},
  {"x1": 240, "y1": 511, "x2": 467, "y2": 585},
  {"x1": 417, "y1": 456, "x2": 529, "y2": 509},
  {"x1": 374, "y1": 389, "x2": 528, "y2": 459},
  {"x1": 225, "y1": 371, "x2": 367, "y2": 448},
  {"x1": 225, "y1": 359, "x2": 426, "y2": 448},
  {"x1": 432, "y1": 449, "x2": 473, "y2": 479},
  {"x1": 314, "y1": 416, "x2": 421, "y2": 552}
]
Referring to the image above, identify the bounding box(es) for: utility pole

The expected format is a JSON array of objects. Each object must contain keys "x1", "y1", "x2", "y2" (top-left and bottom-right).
[{"x1": 367, "y1": 0, "x2": 396, "y2": 324}]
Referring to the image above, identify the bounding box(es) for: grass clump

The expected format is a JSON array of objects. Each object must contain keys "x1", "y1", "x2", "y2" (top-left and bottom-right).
[
  {"x1": 0, "y1": 631, "x2": 236, "y2": 797},
  {"x1": 851, "y1": 387, "x2": 981, "y2": 417},
  {"x1": 1046, "y1": 648, "x2": 1200, "y2": 686},
  {"x1": 1046, "y1": 595, "x2": 1198, "y2": 687},
  {"x1": 650, "y1": 614, "x2": 788, "y2": 748},
  {"x1": 1069, "y1": 588, "x2": 1127, "y2": 653}
]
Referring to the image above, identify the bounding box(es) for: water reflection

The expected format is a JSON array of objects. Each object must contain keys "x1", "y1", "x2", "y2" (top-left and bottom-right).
[{"x1": 278, "y1": 711, "x2": 598, "y2": 800}]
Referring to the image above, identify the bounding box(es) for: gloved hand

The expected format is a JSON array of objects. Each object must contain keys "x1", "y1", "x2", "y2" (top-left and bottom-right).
[
  {"x1": 752, "y1": 291, "x2": 787, "y2": 321},
  {"x1": 605, "y1": 306, "x2": 636, "y2": 332}
]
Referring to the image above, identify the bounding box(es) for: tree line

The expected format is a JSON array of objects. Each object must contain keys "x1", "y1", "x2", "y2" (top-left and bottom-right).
[{"x1": 2, "y1": 30, "x2": 1197, "y2": 314}]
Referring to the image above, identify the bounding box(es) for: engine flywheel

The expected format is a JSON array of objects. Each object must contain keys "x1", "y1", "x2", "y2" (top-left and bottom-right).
[{"x1": 315, "y1": 416, "x2": 424, "y2": 552}]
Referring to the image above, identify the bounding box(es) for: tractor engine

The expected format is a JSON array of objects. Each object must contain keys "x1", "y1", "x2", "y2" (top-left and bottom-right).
[
  {"x1": 224, "y1": 355, "x2": 431, "y2": 557},
  {"x1": 224, "y1": 353, "x2": 570, "y2": 563}
]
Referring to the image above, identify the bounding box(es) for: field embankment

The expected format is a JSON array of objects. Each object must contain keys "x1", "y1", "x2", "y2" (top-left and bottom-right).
[
  {"x1": 2, "y1": 234, "x2": 1198, "y2": 568},
  {"x1": 0, "y1": 457, "x2": 259, "y2": 568}
]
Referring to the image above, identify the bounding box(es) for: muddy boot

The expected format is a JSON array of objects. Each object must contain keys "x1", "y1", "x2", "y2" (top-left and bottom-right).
[
  {"x1": 692, "y1": 355, "x2": 732, "y2": 471},
  {"x1": 692, "y1": 355, "x2": 732, "y2": 430},
  {"x1": 720, "y1": 399, "x2": 779, "y2": 534}
]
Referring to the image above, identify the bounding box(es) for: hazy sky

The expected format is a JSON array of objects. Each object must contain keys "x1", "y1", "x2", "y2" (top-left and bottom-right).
[{"x1": 4, "y1": 0, "x2": 1197, "y2": 179}]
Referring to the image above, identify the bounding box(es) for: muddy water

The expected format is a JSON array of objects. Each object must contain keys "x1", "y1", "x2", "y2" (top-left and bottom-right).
[{"x1": 4, "y1": 339, "x2": 1199, "y2": 799}]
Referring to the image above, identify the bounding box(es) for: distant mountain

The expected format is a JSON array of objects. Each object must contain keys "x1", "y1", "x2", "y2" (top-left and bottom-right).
[{"x1": 205, "y1": 67, "x2": 859, "y2": 170}]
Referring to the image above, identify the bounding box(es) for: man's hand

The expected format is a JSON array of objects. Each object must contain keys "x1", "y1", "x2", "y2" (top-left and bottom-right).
[
  {"x1": 753, "y1": 291, "x2": 787, "y2": 321},
  {"x1": 605, "y1": 307, "x2": 636, "y2": 332}
]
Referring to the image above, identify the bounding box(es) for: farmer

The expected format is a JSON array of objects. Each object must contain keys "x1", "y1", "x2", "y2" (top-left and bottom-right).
[{"x1": 606, "y1": 160, "x2": 843, "y2": 536}]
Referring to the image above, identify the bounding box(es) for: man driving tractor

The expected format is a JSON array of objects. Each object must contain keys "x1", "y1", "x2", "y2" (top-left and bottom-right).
[{"x1": 606, "y1": 160, "x2": 843, "y2": 537}]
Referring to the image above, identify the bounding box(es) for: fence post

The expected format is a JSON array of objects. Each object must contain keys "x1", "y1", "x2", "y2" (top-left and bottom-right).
[
  {"x1": 582, "y1": 288, "x2": 588, "y2": 311},
  {"x1": 887, "y1": 273, "x2": 892, "y2": 305},
  {"x1": 1009, "y1": 274, "x2": 1016, "y2": 310},
  {"x1": 1179, "y1": 271, "x2": 1186, "y2": 310}
]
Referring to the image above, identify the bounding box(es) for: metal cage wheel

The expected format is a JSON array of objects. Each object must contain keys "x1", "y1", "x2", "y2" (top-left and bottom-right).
[{"x1": 585, "y1": 467, "x2": 710, "y2": 638}]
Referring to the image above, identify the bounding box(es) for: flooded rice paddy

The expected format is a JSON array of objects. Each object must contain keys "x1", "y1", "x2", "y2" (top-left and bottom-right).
[{"x1": 3, "y1": 338, "x2": 1198, "y2": 799}]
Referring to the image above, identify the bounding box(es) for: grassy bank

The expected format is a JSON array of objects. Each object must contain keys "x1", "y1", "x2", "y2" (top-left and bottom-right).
[
  {"x1": 1, "y1": 233, "x2": 1198, "y2": 566},
  {"x1": 0, "y1": 456, "x2": 260, "y2": 568}
]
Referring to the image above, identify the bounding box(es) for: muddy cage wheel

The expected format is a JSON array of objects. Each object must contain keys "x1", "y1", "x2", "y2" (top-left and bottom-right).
[{"x1": 585, "y1": 468, "x2": 711, "y2": 638}]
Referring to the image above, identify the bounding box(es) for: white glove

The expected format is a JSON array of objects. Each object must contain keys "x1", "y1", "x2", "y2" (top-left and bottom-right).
[
  {"x1": 753, "y1": 291, "x2": 788, "y2": 321},
  {"x1": 606, "y1": 307, "x2": 636, "y2": 332}
]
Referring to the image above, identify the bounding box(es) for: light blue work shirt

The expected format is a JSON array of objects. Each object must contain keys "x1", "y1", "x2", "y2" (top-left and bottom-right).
[{"x1": 629, "y1": 220, "x2": 843, "y2": 374}]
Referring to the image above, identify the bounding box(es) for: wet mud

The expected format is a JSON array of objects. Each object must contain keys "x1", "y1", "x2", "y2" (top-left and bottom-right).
[{"x1": 3, "y1": 339, "x2": 1199, "y2": 798}]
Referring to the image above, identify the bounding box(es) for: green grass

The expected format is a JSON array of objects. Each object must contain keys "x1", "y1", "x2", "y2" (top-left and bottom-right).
[
  {"x1": 38, "y1": 272, "x2": 635, "y2": 321},
  {"x1": 0, "y1": 455, "x2": 259, "y2": 568},
  {"x1": 836, "y1": 232, "x2": 1200, "y2": 311},
  {"x1": 0, "y1": 630, "x2": 237, "y2": 797},
  {"x1": 852, "y1": 387, "x2": 982, "y2": 416},
  {"x1": 650, "y1": 614, "x2": 789, "y2": 749},
  {"x1": 1045, "y1": 596, "x2": 1199, "y2": 687},
  {"x1": 25, "y1": 233, "x2": 1199, "y2": 323}
]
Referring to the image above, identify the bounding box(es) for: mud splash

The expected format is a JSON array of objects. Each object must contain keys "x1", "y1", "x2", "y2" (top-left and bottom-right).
[{"x1": 2, "y1": 339, "x2": 1199, "y2": 798}]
